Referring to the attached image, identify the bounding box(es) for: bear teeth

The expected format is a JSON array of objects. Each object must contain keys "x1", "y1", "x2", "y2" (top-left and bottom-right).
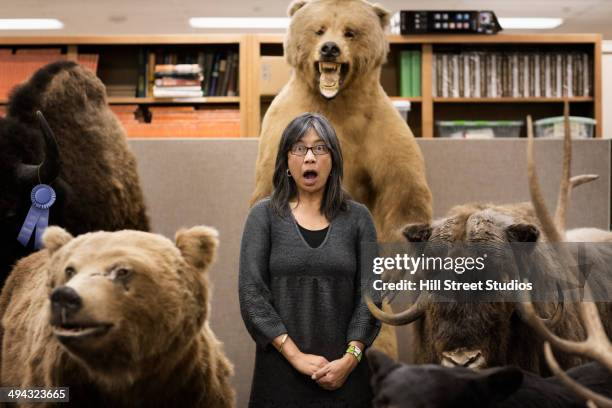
[{"x1": 318, "y1": 62, "x2": 341, "y2": 73}]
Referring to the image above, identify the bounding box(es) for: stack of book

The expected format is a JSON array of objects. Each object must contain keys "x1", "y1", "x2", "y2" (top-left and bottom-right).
[
  {"x1": 398, "y1": 50, "x2": 421, "y2": 97},
  {"x1": 137, "y1": 49, "x2": 240, "y2": 98},
  {"x1": 121, "y1": 106, "x2": 240, "y2": 138},
  {"x1": 432, "y1": 50, "x2": 592, "y2": 98},
  {"x1": 153, "y1": 64, "x2": 203, "y2": 98},
  {"x1": 198, "y1": 50, "x2": 239, "y2": 97}
]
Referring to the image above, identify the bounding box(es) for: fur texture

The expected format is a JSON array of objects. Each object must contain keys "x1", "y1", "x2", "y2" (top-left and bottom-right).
[
  {"x1": 396, "y1": 202, "x2": 612, "y2": 373},
  {"x1": 368, "y1": 349, "x2": 612, "y2": 408},
  {"x1": 0, "y1": 61, "x2": 149, "y2": 284},
  {"x1": 251, "y1": 0, "x2": 432, "y2": 241},
  {"x1": 0, "y1": 226, "x2": 234, "y2": 407}
]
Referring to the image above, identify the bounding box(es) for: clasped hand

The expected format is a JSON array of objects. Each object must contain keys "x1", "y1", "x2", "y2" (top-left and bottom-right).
[
  {"x1": 310, "y1": 354, "x2": 357, "y2": 391},
  {"x1": 287, "y1": 350, "x2": 358, "y2": 391}
]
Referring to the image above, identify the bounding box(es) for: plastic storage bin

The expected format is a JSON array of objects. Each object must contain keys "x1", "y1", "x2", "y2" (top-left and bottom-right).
[
  {"x1": 436, "y1": 120, "x2": 523, "y2": 139},
  {"x1": 533, "y1": 116, "x2": 596, "y2": 139},
  {"x1": 392, "y1": 100, "x2": 411, "y2": 123}
]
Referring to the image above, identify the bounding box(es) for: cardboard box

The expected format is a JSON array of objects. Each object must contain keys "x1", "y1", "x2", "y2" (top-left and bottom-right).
[{"x1": 260, "y1": 56, "x2": 292, "y2": 96}]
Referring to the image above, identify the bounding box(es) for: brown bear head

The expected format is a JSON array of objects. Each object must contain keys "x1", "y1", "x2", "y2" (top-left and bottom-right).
[
  {"x1": 285, "y1": 0, "x2": 390, "y2": 99},
  {"x1": 41, "y1": 225, "x2": 218, "y2": 383}
]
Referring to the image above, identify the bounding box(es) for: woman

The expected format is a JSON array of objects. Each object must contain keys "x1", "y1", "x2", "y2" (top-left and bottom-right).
[{"x1": 239, "y1": 112, "x2": 381, "y2": 407}]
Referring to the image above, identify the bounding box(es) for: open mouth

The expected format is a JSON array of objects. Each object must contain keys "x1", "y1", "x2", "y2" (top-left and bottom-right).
[
  {"x1": 316, "y1": 61, "x2": 348, "y2": 99},
  {"x1": 302, "y1": 170, "x2": 319, "y2": 185},
  {"x1": 52, "y1": 322, "x2": 112, "y2": 340}
]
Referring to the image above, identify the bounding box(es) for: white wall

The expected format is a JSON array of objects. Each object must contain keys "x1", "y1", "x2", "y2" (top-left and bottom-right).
[{"x1": 604, "y1": 41, "x2": 612, "y2": 139}]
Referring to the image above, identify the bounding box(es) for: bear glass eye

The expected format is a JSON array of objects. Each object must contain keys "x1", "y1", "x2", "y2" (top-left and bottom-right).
[
  {"x1": 344, "y1": 30, "x2": 355, "y2": 39},
  {"x1": 315, "y1": 27, "x2": 326, "y2": 36},
  {"x1": 114, "y1": 267, "x2": 132, "y2": 280},
  {"x1": 65, "y1": 266, "x2": 76, "y2": 279}
]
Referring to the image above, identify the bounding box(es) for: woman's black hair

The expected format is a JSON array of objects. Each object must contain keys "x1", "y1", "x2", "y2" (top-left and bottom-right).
[{"x1": 271, "y1": 112, "x2": 348, "y2": 219}]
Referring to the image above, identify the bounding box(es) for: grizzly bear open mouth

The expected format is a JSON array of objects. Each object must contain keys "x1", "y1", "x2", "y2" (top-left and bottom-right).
[
  {"x1": 53, "y1": 322, "x2": 113, "y2": 340},
  {"x1": 316, "y1": 61, "x2": 348, "y2": 99}
]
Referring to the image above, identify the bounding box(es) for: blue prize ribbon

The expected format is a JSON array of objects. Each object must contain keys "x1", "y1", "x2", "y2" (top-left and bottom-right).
[{"x1": 16, "y1": 184, "x2": 56, "y2": 249}]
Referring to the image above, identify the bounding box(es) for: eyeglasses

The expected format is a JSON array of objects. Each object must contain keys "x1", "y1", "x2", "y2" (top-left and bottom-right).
[{"x1": 289, "y1": 143, "x2": 330, "y2": 156}]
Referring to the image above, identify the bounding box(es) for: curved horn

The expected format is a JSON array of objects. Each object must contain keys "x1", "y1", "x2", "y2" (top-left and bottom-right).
[
  {"x1": 35, "y1": 110, "x2": 60, "y2": 183},
  {"x1": 536, "y1": 296, "x2": 565, "y2": 328},
  {"x1": 366, "y1": 295, "x2": 425, "y2": 326},
  {"x1": 15, "y1": 163, "x2": 40, "y2": 185},
  {"x1": 16, "y1": 111, "x2": 60, "y2": 185}
]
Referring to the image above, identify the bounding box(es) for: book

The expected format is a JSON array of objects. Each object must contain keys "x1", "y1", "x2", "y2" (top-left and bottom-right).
[
  {"x1": 218, "y1": 52, "x2": 230, "y2": 96},
  {"x1": 226, "y1": 52, "x2": 239, "y2": 96},
  {"x1": 209, "y1": 52, "x2": 221, "y2": 96},
  {"x1": 431, "y1": 49, "x2": 592, "y2": 99},
  {"x1": 399, "y1": 50, "x2": 412, "y2": 97}
]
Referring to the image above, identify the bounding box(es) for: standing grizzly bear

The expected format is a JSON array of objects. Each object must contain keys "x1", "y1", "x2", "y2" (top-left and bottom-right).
[
  {"x1": 251, "y1": 0, "x2": 432, "y2": 242},
  {"x1": 0, "y1": 226, "x2": 234, "y2": 407}
]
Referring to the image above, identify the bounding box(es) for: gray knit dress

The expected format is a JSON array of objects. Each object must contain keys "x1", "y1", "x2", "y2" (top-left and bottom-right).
[{"x1": 239, "y1": 198, "x2": 381, "y2": 408}]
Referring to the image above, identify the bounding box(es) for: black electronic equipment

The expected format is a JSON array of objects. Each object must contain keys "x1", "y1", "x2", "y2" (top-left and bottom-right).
[{"x1": 391, "y1": 11, "x2": 502, "y2": 35}]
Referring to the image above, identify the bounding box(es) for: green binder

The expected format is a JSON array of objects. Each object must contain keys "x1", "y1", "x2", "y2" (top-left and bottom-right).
[{"x1": 399, "y1": 50, "x2": 412, "y2": 97}]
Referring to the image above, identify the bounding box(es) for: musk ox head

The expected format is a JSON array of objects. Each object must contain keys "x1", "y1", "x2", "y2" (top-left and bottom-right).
[
  {"x1": 285, "y1": 0, "x2": 390, "y2": 99},
  {"x1": 369, "y1": 202, "x2": 564, "y2": 371},
  {"x1": 42, "y1": 225, "x2": 218, "y2": 386},
  {"x1": 407, "y1": 203, "x2": 540, "y2": 369},
  {"x1": 0, "y1": 112, "x2": 65, "y2": 283}
]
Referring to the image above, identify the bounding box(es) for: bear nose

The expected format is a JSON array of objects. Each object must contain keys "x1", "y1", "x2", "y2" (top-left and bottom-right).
[
  {"x1": 320, "y1": 41, "x2": 340, "y2": 58},
  {"x1": 51, "y1": 286, "x2": 82, "y2": 313}
]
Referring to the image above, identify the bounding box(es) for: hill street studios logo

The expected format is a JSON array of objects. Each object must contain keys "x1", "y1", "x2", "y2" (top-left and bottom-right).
[
  {"x1": 371, "y1": 251, "x2": 532, "y2": 293},
  {"x1": 363, "y1": 242, "x2": 611, "y2": 303}
]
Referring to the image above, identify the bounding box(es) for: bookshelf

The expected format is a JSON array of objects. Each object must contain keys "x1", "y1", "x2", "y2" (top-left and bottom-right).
[
  {"x1": 0, "y1": 33, "x2": 602, "y2": 138},
  {"x1": 249, "y1": 33, "x2": 602, "y2": 138},
  {"x1": 0, "y1": 35, "x2": 247, "y2": 137}
]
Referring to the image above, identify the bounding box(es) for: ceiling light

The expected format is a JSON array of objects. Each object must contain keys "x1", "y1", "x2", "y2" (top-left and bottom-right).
[
  {"x1": 189, "y1": 17, "x2": 290, "y2": 29},
  {"x1": 0, "y1": 19, "x2": 64, "y2": 30},
  {"x1": 498, "y1": 18, "x2": 563, "y2": 30}
]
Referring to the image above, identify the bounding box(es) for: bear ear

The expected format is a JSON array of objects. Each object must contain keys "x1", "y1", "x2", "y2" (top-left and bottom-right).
[
  {"x1": 371, "y1": 3, "x2": 391, "y2": 28},
  {"x1": 175, "y1": 226, "x2": 219, "y2": 272},
  {"x1": 402, "y1": 223, "x2": 432, "y2": 242},
  {"x1": 288, "y1": 0, "x2": 307, "y2": 17},
  {"x1": 43, "y1": 226, "x2": 74, "y2": 254}
]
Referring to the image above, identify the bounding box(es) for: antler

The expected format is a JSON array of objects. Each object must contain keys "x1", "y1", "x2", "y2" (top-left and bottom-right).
[
  {"x1": 521, "y1": 289, "x2": 612, "y2": 407},
  {"x1": 527, "y1": 102, "x2": 599, "y2": 242},
  {"x1": 521, "y1": 290, "x2": 612, "y2": 372},
  {"x1": 543, "y1": 342, "x2": 612, "y2": 408}
]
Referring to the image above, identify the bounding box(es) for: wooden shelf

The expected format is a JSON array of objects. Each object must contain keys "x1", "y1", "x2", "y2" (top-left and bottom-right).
[
  {"x1": 433, "y1": 97, "x2": 594, "y2": 103},
  {"x1": 251, "y1": 33, "x2": 601, "y2": 138},
  {"x1": 390, "y1": 96, "x2": 422, "y2": 103},
  {"x1": 0, "y1": 34, "x2": 602, "y2": 138},
  {"x1": 107, "y1": 97, "x2": 240, "y2": 104},
  {"x1": 254, "y1": 33, "x2": 602, "y2": 45}
]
